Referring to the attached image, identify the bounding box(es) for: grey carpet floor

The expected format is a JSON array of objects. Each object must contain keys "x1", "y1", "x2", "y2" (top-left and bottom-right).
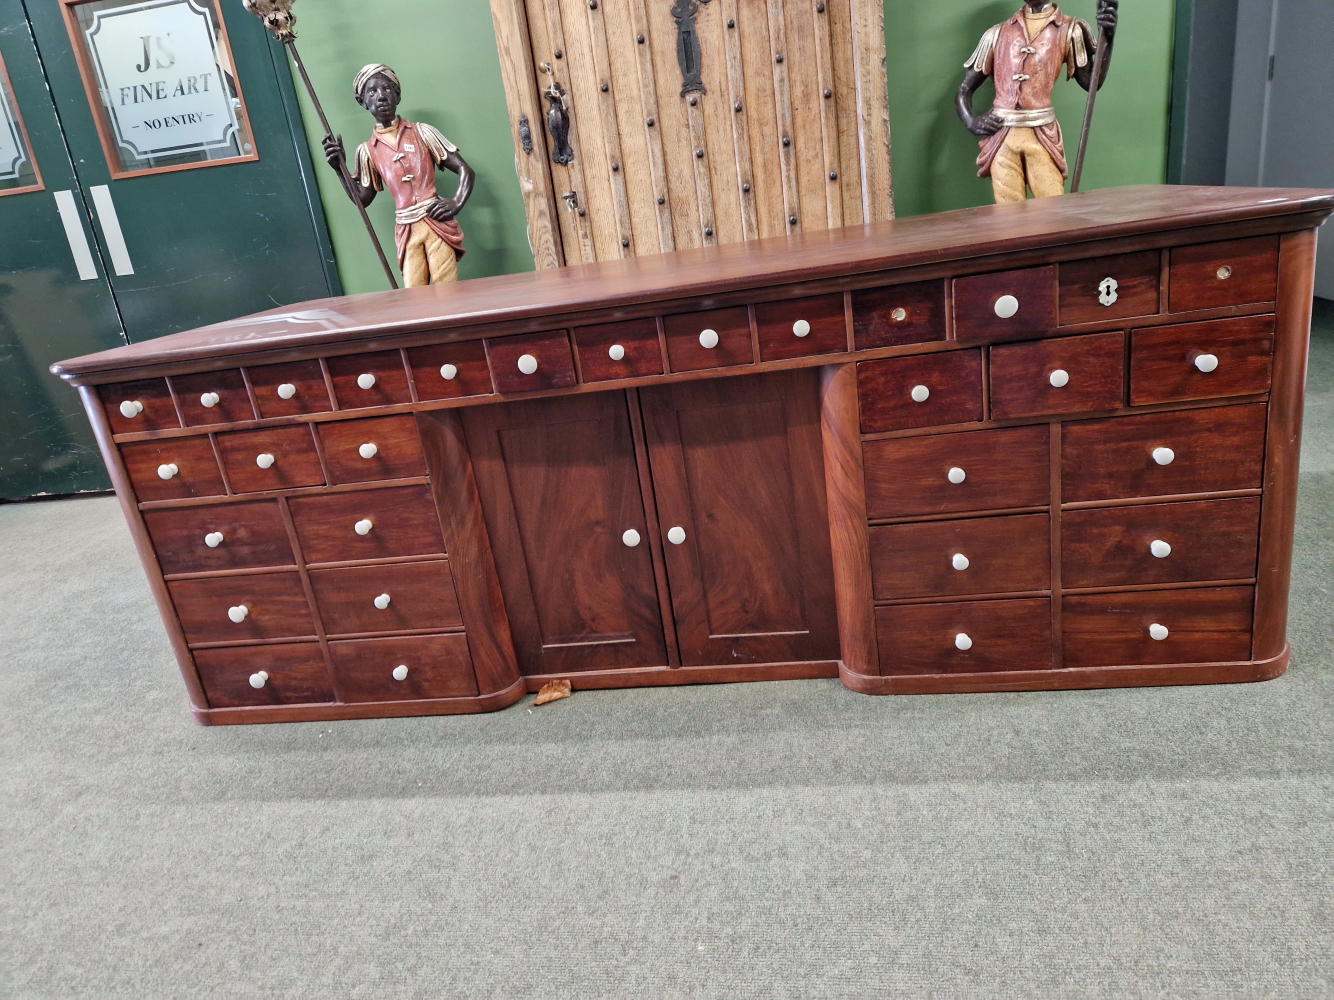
[{"x1": 2, "y1": 307, "x2": 1331, "y2": 998}]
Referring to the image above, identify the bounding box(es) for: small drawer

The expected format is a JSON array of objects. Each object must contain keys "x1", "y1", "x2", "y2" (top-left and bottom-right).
[
  {"x1": 98, "y1": 378, "x2": 179, "y2": 434},
  {"x1": 755, "y1": 293, "x2": 847, "y2": 362},
  {"x1": 1062, "y1": 403, "x2": 1267, "y2": 503},
  {"x1": 572, "y1": 318, "x2": 664, "y2": 382},
  {"x1": 407, "y1": 341, "x2": 494, "y2": 400},
  {"x1": 168, "y1": 571, "x2": 314, "y2": 644},
  {"x1": 216, "y1": 425, "x2": 325, "y2": 494},
  {"x1": 194, "y1": 642, "x2": 334, "y2": 709},
  {"x1": 288, "y1": 484, "x2": 444, "y2": 565},
  {"x1": 1062, "y1": 586, "x2": 1254, "y2": 668},
  {"x1": 121, "y1": 437, "x2": 226, "y2": 502},
  {"x1": 316, "y1": 415, "x2": 426, "y2": 485},
  {"x1": 310, "y1": 559, "x2": 463, "y2": 637},
  {"x1": 953, "y1": 265, "x2": 1056, "y2": 341},
  {"x1": 857, "y1": 349, "x2": 983, "y2": 433},
  {"x1": 1058, "y1": 250, "x2": 1160, "y2": 325},
  {"x1": 863, "y1": 424, "x2": 1049, "y2": 519},
  {"x1": 1062, "y1": 497, "x2": 1260, "y2": 590},
  {"x1": 876, "y1": 598, "x2": 1052, "y2": 674},
  {"x1": 1168, "y1": 236, "x2": 1278, "y2": 313},
  {"x1": 144, "y1": 499, "x2": 293, "y2": 575},
  {"x1": 326, "y1": 351, "x2": 413, "y2": 408},
  {"x1": 328, "y1": 633, "x2": 478, "y2": 702},
  {"x1": 852, "y1": 279, "x2": 947, "y2": 350},
  {"x1": 172, "y1": 370, "x2": 255, "y2": 427},
  {"x1": 989, "y1": 331, "x2": 1125, "y2": 420},
  {"x1": 870, "y1": 513, "x2": 1050, "y2": 600},
  {"x1": 486, "y1": 330, "x2": 577, "y2": 393},
  {"x1": 663, "y1": 306, "x2": 753, "y2": 373},
  {"x1": 247, "y1": 360, "x2": 333, "y2": 418},
  {"x1": 1129, "y1": 315, "x2": 1273, "y2": 405}
]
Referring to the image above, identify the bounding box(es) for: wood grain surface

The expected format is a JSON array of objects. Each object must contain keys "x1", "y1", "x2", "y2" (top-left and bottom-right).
[
  {"x1": 1168, "y1": 235, "x2": 1278, "y2": 312},
  {"x1": 98, "y1": 377, "x2": 179, "y2": 433},
  {"x1": 288, "y1": 485, "x2": 445, "y2": 564},
  {"x1": 851, "y1": 278, "x2": 947, "y2": 351},
  {"x1": 989, "y1": 331, "x2": 1125, "y2": 420},
  {"x1": 953, "y1": 265, "x2": 1056, "y2": 341},
  {"x1": 309, "y1": 559, "x2": 463, "y2": 637},
  {"x1": 316, "y1": 415, "x2": 427, "y2": 485},
  {"x1": 194, "y1": 642, "x2": 334, "y2": 708},
  {"x1": 1129, "y1": 314, "x2": 1275, "y2": 405},
  {"x1": 144, "y1": 499, "x2": 293, "y2": 575},
  {"x1": 172, "y1": 369, "x2": 254, "y2": 427},
  {"x1": 1058, "y1": 250, "x2": 1161, "y2": 325},
  {"x1": 1062, "y1": 586, "x2": 1254, "y2": 667},
  {"x1": 754, "y1": 293, "x2": 847, "y2": 362},
  {"x1": 485, "y1": 330, "x2": 578, "y2": 393},
  {"x1": 215, "y1": 425, "x2": 325, "y2": 494},
  {"x1": 857, "y1": 349, "x2": 984, "y2": 433},
  {"x1": 572, "y1": 318, "x2": 665, "y2": 382},
  {"x1": 663, "y1": 306, "x2": 754, "y2": 373},
  {"x1": 406, "y1": 340, "x2": 496, "y2": 401},
  {"x1": 121, "y1": 436, "x2": 226, "y2": 502},
  {"x1": 876, "y1": 598, "x2": 1053, "y2": 674},
  {"x1": 327, "y1": 633, "x2": 479, "y2": 702},
  {"x1": 326, "y1": 350, "x2": 414, "y2": 409},
  {"x1": 168, "y1": 571, "x2": 314, "y2": 644},
  {"x1": 870, "y1": 513, "x2": 1050, "y2": 601},
  {"x1": 246, "y1": 360, "x2": 333, "y2": 418}
]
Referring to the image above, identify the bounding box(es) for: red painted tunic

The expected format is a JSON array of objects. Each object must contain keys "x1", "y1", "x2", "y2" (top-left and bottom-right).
[{"x1": 358, "y1": 118, "x2": 465, "y2": 265}]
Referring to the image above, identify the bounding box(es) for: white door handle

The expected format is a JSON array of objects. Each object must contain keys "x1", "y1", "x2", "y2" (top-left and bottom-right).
[
  {"x1": 228, "y1": 604, "x2": 249, "y2": 623},
  {"x1": 374, "y1": 593, "x2": 391, "y2": 609},
  {"x1": 249, "y1": 671, "x2": 269, "y2": 689},
  {"x1": 666, "y1": 526, "x2": 686, "y2": 545}
]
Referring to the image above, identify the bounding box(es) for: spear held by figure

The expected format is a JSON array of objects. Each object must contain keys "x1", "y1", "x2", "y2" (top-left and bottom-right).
[{"x1": 240, "y1": 0, "x2": 399, "y2": 288}]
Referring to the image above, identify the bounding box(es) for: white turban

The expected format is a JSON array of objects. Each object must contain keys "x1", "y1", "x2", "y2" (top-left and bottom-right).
[{"x1": 353, "y1": 63, "x2": 400, "y2": 101}]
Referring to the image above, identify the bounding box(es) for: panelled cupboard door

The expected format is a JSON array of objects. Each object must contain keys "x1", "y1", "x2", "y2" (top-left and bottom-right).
[
  {"x1": 462, "y1": 391, "x2": 668, "y2": 675},
  {"x1": 489, "y1": 0, "x2": 892, "y2": 267},
  {"x1": 641, "y1": 369, "x2": 839, "y2": 666}
]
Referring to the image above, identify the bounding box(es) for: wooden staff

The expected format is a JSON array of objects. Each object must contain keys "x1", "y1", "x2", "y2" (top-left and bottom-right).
[
  {"x1": 241, "y1": 0, "x2": 398, "y2": 288},
  {"x1": 1070, "y1": 20, "x2": 1110, "y2": 194}
]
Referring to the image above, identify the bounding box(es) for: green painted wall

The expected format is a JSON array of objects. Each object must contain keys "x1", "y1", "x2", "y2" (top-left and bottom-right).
[{"x1": 291, "y1": 1, "x2": 1176, "y2": 293}]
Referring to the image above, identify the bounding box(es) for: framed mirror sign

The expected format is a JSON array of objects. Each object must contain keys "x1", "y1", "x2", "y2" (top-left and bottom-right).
[
  {"x1": 60, "y1": 0, "x2": 257, "y2": 177},
  {"x1": 0, "y1": 48, "x2": 42, "y2": 196}
]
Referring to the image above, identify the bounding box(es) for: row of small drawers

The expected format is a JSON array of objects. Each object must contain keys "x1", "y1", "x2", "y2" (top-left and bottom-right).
[
  {"x1": 194, "y1": 634, "x2": 478, "y2": 709},
  {"x1": 876, "y1": 587, "x2": 1254, "y2": 674},
  {"x1": 858, "y1": 315, "x2": 1273, "y2": 434},
  {"x1": 99, "y1": 235, "x2": 1280, "y2": 435},
  {"x1": 169, "y1": 558, "x2": 461, "y2": 644},
  {"x1": 123, "y1": 414, "x2": 424, "y2": 503},
  {"x1": 870, "y1": 497, "x2": 1259, "y2": 601}
]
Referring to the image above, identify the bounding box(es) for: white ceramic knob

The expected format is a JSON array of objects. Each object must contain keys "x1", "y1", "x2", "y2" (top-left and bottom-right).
[
  {"x1": 890, "y1": 307, "x2": 907, "y2": 322},
  {"x1": 358, "y1": 442, "x2": 378, "y2": 460},
  {"x1": 910, "y1": 384, "x2": 930, "y2": 403},
  {"x1": 392, "y1": 664, "x2": 409, "y2": 681},
  {"x1": 1152, "y1": 447, "x2": 1175, "y2": 466},
  {"x1": 954, "y1": 632, "x2": 973, "y2": 651},
  {"x1": 200, "y1": 392, "x2": 220, "y2": 408},
  {"x1": 667, "y1": 526, "x2": 687, "y2": 545},
  {"x1": 792, "y1": 319, "x2": 811, "y2": 338},
  {"x1": 277, "y1": 383, "x2": 297, "y2": 399},
  {"x1": 119, "y1": 400, "x2": 144, "y2": 418},
  {"x1": 1194, "y1": 353, "x2": 1219, "y2": 373},
  {"x1": 1150, "y1": 539, "x2": 1172, "y2": 559},
  {"x1": 947, "y1": 466, "x2": 966, "y2": 484},
  {"x1": 517, "y1": 353, "x2": 539, "y2": 375},
  {"x1": 608, "y1": 344, "x2": 626, "y2": 361},
  {"x1": 357, "y1": 373, "x2": 377, "y2": 389},
  {"x1": 1049, "y1": 369, "x2": 1070, "y2": 388},
  {"x1": 373, "y1": 593, "x2": 391, "y2": 610},
  {"x1": 228, "y1": 604, "x2": 249, "y2": 623},
  {"x1": 993, "y1": 294, "x2": 1019, "y2": 319},
  {"x1": 255, "y1": 453, "x2": 275, "y2": 469},
  {"x1": 1148, "y1": 623, "x2": 1169, "y2": 641},
  {"x1": 354, "y1": 518, "x2": 373, "y2": 536},
  {"x1": 249, "y1": 670, "x2": 268, "y2": 689},
  {"x1": 204, "y1": 531, "x2": 224, "y2": 548},
  {"x1": 698, "y1": 328, "x2": 720, "y2": 350},
  {"x1": 622, "y1": 528, "x2": 641, "y2": 547},
  {"x1": 157, "y1": 463, "x2": 178, "y2": 480},
  {"x1": 952, "y1": 553, "x2": 970, "y2": 571},
  {"x1": 440, "y1": 363, "x2": 458, "y2": 380}
]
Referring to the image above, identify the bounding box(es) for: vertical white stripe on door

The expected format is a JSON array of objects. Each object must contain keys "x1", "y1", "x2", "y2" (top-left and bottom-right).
[
  {"x1": 89, "y1": 185, "x2": 134, "y2": 276},
  {"x1": 52, "y1": 190, "x2": 98, "y2": 281}
]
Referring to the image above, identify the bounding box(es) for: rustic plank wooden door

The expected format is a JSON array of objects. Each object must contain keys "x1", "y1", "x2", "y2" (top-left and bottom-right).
[
  {"x1": 462, "y1": 391, "x2": 669, "y2": 675},
  {"x1": 639, "y1": 369, "x2": 839, "y2": 666},
  {"x1": 490, "y1": 0, "x2": 892, "y2": 268}
]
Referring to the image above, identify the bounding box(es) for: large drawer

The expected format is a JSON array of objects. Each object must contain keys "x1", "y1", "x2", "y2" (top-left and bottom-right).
[
  {"x1": 328, "y1": 633, "x2": 478, "y2": 702},
  {"x1": 288, "y1": 485, "x2": 445, "y2": 564},
  {"x1": 870, "y1": 513, "x2": 1050, "y2": 600},
  {"x1": 858, "y1": 349, "x2": 983, "y2": 433},
  {"x1": 876, "y1": 598, "x2": 1052, "y2": 674},
  {"x1": 1129, "y1": 315, "x2": 1274, "y2": 405},
  {"x1": 144, "y1": 499, "x2": 293, "y2": 575},
  {"x1": 309, "y1": 559, "x2": 463, "y2": 637},
  {"x1": 168, "y1": 571, "x2": 315, "y2": 644},
  {"x1": 864, "y1": 424, "x2": 1050, "y2": 519},
  {"x1": 1062, "y1": 586, "x2": 1254, "y2": 667},
  {"x1": 194, "y1": 642, "x2": 335, "y2": 708},
  {"x1": 1062, "y1": 497, "x2": 1260, "y2": 589},
  {"x1": 1062, "y1": 403, "x2": 1267, "y2": 502}
]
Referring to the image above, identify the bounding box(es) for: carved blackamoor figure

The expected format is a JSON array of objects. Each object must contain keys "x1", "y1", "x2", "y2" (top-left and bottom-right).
[
  {"x1": 323, "y1": 65, "x2": 473, "y2": 285},
  {"x1": 956, "y1": 1, "x2": 1118, "y2": 203}
]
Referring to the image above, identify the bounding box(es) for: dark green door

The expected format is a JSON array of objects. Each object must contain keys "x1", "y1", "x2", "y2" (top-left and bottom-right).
[{"x1": 0, "y1": 0, "x2": 124, "y2": 497}]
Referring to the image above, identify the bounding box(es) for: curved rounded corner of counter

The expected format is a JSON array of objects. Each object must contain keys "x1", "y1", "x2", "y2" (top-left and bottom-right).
[
  {"x1": 838, "y1": 660, "x2": 894, "y2": 695},
  {"x1": 1247, "y1": 644, "x2": 1289, "y2": 682}
]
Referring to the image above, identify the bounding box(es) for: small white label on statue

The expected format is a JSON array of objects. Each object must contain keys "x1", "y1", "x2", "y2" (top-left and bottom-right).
[{"x1": 1098, "y1": 276, "x2": 1119, "y2": 306}]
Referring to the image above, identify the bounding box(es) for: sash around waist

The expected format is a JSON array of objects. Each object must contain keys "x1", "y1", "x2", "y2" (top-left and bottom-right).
[
  {"x1": 990, "y1": 107, "x2": 1057, "y2": 128},
  {"x1": 395, "y1": 198, "x2": 441, "y2": 225}
]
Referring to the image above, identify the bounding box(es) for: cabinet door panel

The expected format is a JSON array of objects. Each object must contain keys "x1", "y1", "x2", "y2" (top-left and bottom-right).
[
  {"x1": 641, "y1": 370, "x2": 838, "y2": 666},
  {"x1": 462, "y1": 392, "x2": 666, "y2": 674}
]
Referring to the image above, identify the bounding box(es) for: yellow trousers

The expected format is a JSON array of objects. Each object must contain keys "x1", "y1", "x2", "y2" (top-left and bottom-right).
[
  {"x1": 402, "y1": 220, "x2": 458, "y2": 287},
  {"x1": 990, "y1": 127, "x2": 1066, "y2": 203}
]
